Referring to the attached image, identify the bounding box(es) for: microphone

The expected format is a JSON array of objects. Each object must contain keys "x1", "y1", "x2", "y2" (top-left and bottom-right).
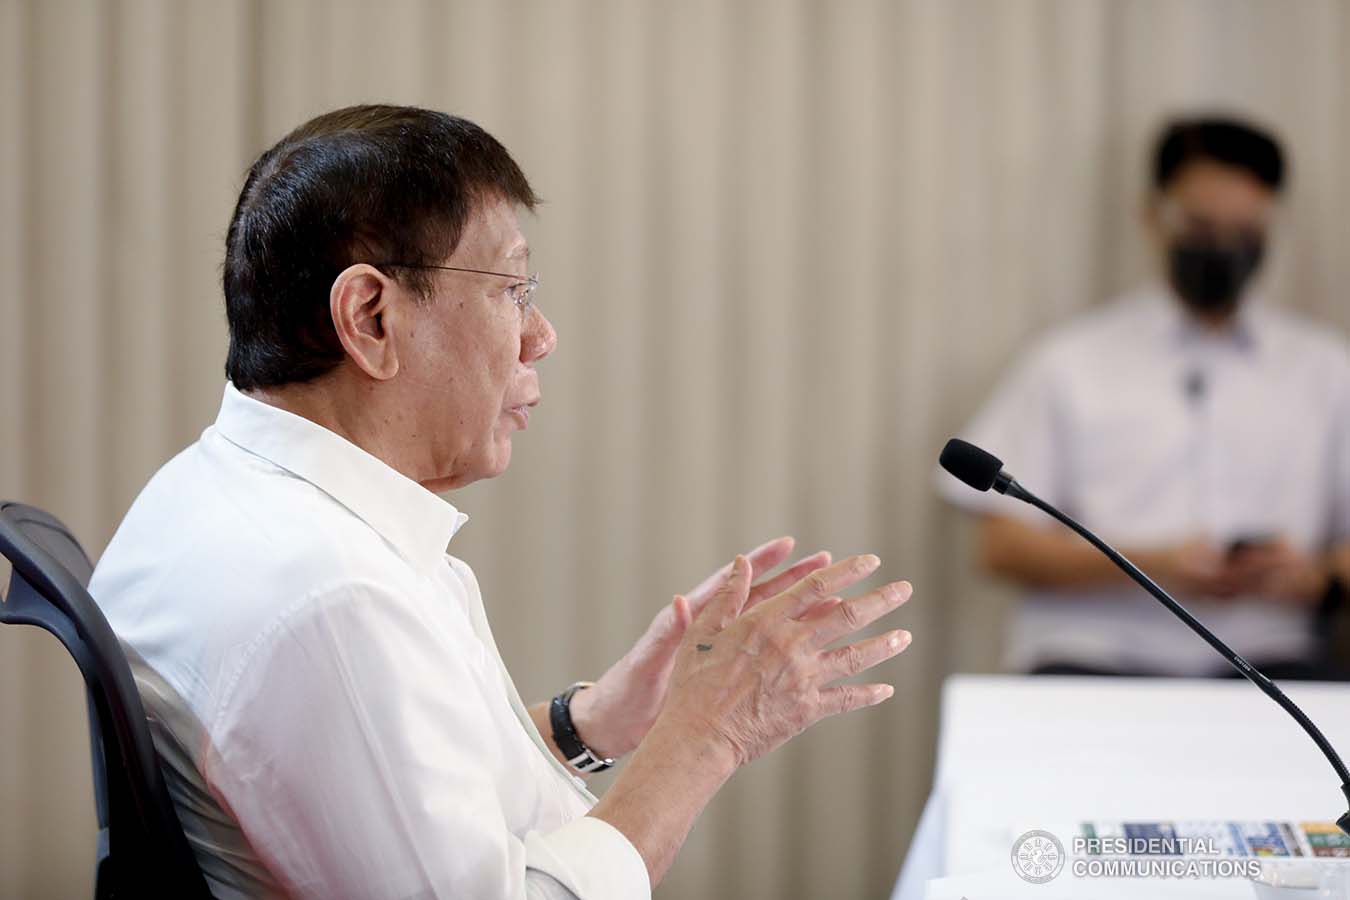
[{"x1": 939, "y1": 437, "x2": 1350, "y2": 837}]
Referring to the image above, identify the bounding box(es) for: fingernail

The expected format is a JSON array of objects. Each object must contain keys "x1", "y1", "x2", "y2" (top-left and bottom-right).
[
  {"x1": 859, "y1": 554, "x2": 881, "y2": 571},
  {"x1": 874, "y1": 685, "x2": 894, "y2": 703}
]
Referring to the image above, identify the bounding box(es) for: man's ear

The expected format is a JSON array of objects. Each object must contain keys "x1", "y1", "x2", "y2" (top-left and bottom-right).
[{"x1": 330, "y1": 264, "x2": 400, "y2": 381}]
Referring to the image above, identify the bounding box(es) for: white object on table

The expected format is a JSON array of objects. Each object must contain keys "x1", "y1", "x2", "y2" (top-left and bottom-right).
[{"x1": 892, "y1": 675, "x2": 1350, "y2": 900}]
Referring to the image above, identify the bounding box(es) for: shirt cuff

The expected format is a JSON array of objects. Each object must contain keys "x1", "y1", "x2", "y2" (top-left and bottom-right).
[{"x1": 524, "y1": 816, "x2": 651, "y2": 900}]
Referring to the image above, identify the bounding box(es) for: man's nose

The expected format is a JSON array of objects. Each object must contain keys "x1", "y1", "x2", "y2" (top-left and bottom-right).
[{"x1": 522, "y1": 309, "x2": 557, "y2": 363}]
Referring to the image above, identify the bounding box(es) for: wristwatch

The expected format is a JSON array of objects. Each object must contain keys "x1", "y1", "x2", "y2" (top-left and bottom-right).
[{"x1": 549, "y1": 682, "x2": 614, "y2": 774}]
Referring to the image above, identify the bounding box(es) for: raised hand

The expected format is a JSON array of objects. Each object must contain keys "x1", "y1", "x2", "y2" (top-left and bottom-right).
[
  {"x1": 571, "y1": 537, "x2": 834, "y2": 760},
  {"x1": 657, "y1": 554, "x2": 912, "y2": 769},
  {"x1": 587, "y1": 551, "x2": 914, "y2": 886}
]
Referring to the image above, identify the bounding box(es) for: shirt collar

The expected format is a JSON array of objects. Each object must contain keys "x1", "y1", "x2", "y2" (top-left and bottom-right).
[
  {"x1": 212, "y1": 382, "x2": 468, "y2": 574},
  {"x1": 1137, "y1": 282, "x2": 1263, "y2": 355}
]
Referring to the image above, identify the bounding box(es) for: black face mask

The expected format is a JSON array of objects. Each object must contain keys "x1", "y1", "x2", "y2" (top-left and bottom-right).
[{"x1": 1167, "y1": 237, "x2": 1265, "y2": 316}]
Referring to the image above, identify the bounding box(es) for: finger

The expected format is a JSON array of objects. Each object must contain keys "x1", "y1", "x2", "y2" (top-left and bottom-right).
[
  {"x1": 684, "y1": 537, "x2": 794, "y2": 616},
  {"x1": 810, "y1": 580, "x2": 913, "y2": 646},
  {"x1": 1227, "y1": 545, "x2": 1280, "y2": 566},
  {"x1": 775, "y1": 554, "x2": 881, "y2": 619},
  {"x1": 793, "y1": 596, "x2": 842, "y2": 622},
  {"x1": 648, "y1": 594, "x2": 694, "y2": 648},
  {"x1": 818, "y1": 629, "x2": 912, "y2": 682},
  {"x1": 673, "y1": 594, "x2": 693, "y2": 632},
  {"x1": 746, "y1": 551, "x2": 832, "y2": 611},
  {"x1": 744, "y1": 536, "x2": 795, "y2": 578},
  {"x1": 1215, "y1": 564, "x2": 1261, "y2": 589},
  {"x1": 633, "y1": 596, "x2": 694, "y2": 667},
  {"x1": 693, "y1": 555, "x2": 753, "y2": 632},
  {"x1": 815, "y1": 683, "x2": 894, "y2": 719},
  {"x1": 666, "y1": 593, "x2": 696, "y2": 644}
]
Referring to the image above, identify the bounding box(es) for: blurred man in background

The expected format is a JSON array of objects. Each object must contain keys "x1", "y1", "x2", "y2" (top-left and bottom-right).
[{"x1": 942, "y1": 116, "x2": 1350, "y2": 678}]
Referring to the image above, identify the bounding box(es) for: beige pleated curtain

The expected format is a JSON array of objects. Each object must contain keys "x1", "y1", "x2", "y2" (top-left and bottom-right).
[{"x1": 2, "y1": 1, "x2": 1349, "y2": 898}]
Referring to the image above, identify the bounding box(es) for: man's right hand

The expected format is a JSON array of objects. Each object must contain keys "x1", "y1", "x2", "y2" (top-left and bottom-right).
[
  {"x1": 655, "y1": 553, "x2": 912, "y2": 770},
  {"x1": 1146, "y1": 537, "x2": 1247, "y2": 599},
  {"x1": 588, "y1": 552, "x2": 912, "y2": 887}
]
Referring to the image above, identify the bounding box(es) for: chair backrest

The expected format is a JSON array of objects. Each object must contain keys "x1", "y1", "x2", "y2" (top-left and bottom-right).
[{"x1": 0, "y1": 501, "x2": 210, "y2": 898}]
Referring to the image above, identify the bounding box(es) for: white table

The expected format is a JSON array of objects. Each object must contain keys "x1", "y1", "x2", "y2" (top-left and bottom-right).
[{"x1": 892, "y1": 675, "x2": 1350, "y2": 900}]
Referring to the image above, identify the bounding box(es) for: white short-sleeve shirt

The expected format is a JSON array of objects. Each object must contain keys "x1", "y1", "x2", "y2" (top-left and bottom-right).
[
  {"x1": 89, "y1": 384, "x2": 649, "y2": 900},
  {"x1": 939, "y1": 285, "x2": 1350, "y2": 675}
]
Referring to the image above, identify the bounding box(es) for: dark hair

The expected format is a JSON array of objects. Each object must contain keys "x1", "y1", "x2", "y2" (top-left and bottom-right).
[
  {"x1": 223, "y1": 104, "x2": 538, "y2": 390},
  {"x1": 1153, "y1": 116, "x2": 1286, "y2": 193}
]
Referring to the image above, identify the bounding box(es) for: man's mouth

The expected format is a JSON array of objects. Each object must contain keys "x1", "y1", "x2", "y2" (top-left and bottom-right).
[{"x1": 507, "y1": 397, "x2": 539, "y2": 427}]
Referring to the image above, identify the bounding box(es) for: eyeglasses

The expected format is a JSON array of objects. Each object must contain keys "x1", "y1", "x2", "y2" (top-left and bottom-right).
[{"x1": 372, "y1": 262, "x2": 540, "y2": 315}]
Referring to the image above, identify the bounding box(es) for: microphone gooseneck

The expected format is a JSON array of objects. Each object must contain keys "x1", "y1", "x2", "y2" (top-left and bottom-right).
[{"x1": 939, "y1": 437, "x2": 1350, "y2": 837}]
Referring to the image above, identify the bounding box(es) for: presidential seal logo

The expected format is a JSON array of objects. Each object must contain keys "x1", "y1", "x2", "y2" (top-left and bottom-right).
[{"x1": 1011, "y1": 829, "x2": 1065, "y2": 883}]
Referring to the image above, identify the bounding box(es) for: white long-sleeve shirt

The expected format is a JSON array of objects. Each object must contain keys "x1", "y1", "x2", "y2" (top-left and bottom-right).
[
  {"x1": 939, "y1": 285, "x2": 1350, "y2": 675},
  {"x1": 89, "y1": 383, "x2": 649, "y2": 900}
]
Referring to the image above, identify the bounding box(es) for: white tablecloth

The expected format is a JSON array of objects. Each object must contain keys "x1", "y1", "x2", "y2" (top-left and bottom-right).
[{"x1": 892, "y1": 675, "x2": 1350, "y2": 900}]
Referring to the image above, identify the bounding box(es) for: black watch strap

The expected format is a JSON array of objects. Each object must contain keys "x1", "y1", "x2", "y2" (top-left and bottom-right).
[{"x1": 549, "y1": 682, "x2": 614, "y2": 774}]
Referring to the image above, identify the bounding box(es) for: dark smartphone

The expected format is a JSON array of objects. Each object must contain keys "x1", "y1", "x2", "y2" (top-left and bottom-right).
[{"x1": 1227, "y1": 534, "x2": 1278, "y2": 558}]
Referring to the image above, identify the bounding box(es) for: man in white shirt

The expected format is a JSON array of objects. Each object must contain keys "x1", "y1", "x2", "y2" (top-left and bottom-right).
[
  {"x1": 941, "y1": 116, "x2": 1350, "y2": 678},
  {"x1": 90, "y1": 105, "x2": 915, "y2": 899}
]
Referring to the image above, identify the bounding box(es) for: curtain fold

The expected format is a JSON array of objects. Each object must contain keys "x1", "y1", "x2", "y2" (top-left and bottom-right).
[{"x1": 2, "y1": 2, "x2": 1347, "y2": 898}]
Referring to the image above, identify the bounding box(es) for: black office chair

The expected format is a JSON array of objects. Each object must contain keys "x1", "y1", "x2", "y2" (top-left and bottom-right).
[{"x1": 0, "y1": 501, "x2": 211, "y2": 898}]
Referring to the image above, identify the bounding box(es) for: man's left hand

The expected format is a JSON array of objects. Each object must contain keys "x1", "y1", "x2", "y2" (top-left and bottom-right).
[{"x1": 569, "y1": 537, "x2": 832, "y2": 760}]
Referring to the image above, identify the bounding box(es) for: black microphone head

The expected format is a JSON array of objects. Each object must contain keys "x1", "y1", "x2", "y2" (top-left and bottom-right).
[{"x1": 939, "y1": 438, "x2": 1005, "y2": 493}]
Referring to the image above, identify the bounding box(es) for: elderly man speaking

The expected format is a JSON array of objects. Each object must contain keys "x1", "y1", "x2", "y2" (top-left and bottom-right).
[{"x1": 89, "y1": 105, "x2": 913, "y2": 899}]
